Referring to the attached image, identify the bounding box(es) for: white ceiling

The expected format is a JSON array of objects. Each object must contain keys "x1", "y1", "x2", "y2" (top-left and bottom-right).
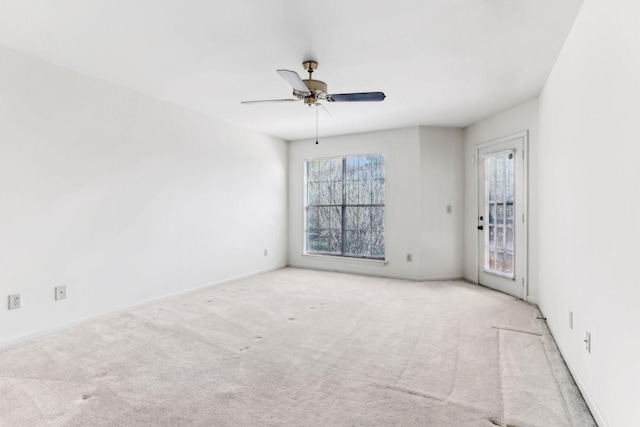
[{"x1": 0, "y1": 0, "x2": 584, "y2": 141}]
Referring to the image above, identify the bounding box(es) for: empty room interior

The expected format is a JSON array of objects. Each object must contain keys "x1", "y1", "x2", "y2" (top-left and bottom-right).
[{"x1": 1, "y1": 1, "x2": 638, "y2": 426}]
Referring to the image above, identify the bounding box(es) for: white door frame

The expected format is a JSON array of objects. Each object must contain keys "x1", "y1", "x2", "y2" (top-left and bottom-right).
[{"x1": 475, "y1": 131, "x2": 529, "y2": 301}]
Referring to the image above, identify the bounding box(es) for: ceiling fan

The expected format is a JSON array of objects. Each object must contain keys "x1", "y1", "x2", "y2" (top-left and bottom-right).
[{"x1": 241, "y1": 61, "x2": 386, "y2": 107}]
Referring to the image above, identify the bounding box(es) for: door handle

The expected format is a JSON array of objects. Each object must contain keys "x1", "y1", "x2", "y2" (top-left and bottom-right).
[{"x1": 477, "y1": 225, "x2": 484, "y2": 230}]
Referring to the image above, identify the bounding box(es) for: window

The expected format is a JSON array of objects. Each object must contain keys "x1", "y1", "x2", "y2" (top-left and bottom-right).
[{"x1": 305, "y1": 154, "x2": 385, "y2": 259}]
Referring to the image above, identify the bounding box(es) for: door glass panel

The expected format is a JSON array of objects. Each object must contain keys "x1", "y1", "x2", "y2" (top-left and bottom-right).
[
  {"x1": 484, "y1": 151, "x2": 515, "y2": 278},
  {"x1": 496, "y1": 226, "x2": 504, "y2": 250}
]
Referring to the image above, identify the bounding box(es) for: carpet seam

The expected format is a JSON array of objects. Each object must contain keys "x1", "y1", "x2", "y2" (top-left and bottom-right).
[
  {"x1": 496, "y1": 328, "x2": 505, "y2": 426},
  {"x1": 491, "y1": 325, "x2": 542, "y2": 336},
  {"x1": 539, "y1": 333, "x2": 574, "y2": 426}
]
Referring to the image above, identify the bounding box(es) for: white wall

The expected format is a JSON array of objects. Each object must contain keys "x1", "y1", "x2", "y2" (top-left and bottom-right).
[
  {"x1": 536, "y1": 1, "x2": 640, "y2": 425},
  {"x1": 0, "y1": 46, "x2": 288, "y2": 346},
  {"x1": 463, "y1": 98, "x2": 539, "y2": 300},
  {"x1": 419, "y1": 127, "x2": 465, "y2": 279},
  {"x1": 288, "y1": 126, "x2": 464, "y2": 281}
]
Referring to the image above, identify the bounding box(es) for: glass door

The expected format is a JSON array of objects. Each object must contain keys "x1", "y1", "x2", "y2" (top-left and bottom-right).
[{"x1": 477, "y1": 135, "x2": 526, "y2": 299}]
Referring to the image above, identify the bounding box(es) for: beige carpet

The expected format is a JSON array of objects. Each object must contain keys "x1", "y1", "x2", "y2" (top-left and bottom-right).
[{"x1": 0, "y1": 268, "x2": 595, "y2": 426}]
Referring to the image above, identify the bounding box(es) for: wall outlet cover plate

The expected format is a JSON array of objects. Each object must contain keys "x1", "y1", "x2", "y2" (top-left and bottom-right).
[{"x1": 8, "y1": 294, "x2": 21, "y2": 310}]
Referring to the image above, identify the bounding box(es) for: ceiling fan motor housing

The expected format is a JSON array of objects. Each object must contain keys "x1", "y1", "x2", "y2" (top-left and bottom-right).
[{"x1": 302, "y1": 79, "x2": 327, "y2": 104}]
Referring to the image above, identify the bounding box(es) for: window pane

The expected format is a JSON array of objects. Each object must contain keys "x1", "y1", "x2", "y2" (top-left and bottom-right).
[
  {"x1": 330, "y1": 207, "x2": 342, "y2": 230},
  {"x1": 506, "y1": 227, "x2": 514, "y2": 251},
  {"x1": 307, "y1": 182, "x2": 318, "y2": 204},
  {"x1": 489, "y1": 204, "x2": 496, "y2": 225},
  {"x1": 488, "y1": 225, "x2": 495, "y2": 248},
  {"x1": 306, "y1": 207, "x2": 319, "y2": 228},
  {"x1": 318, "y1": 207, "x2": 331, "y2": 230},
  {"x1": 330, "y1": 159, "x2": 343, "y2": 182},
  {"x1": 330, "y1": 181, "x2": 342, "y2": 205},
  {"x1": 372, "y1": 179, "x2": 385, "y2": 204},
  {"x1": 345, "y1": 181, "x2": 358, "y2": 205},
  {"x1": 371, "y1": 156, "x2": 385, "y2": 179},
  {"x1": 488, "y1": 179, "x2": 495, "y2": 202},
  {"x1": 357, "y1": 206, "x2": 370, "y2": 230},
  {"x1": 358, "y1": 180, "x2": 372, "y2": 204},
  {"x1": 495, "y1": 251, "x2": 504, "y2": 271},
  {"x1": 360, "y1": 156, "x2": 372, "y2": 180},
  {"x1": 488, "y1": 157, "x2": 495, "y2": 181},
  {"x1": 345, "y1": 157, "x2": 359, "y2": 180},
  {"x1": 306, "y1": 230, "x2": 319, "y2": 252},
  {"x1": 345, "y1": 207, "x2": 358, "y2": 231},
  {"x1": 344, "y1": 230, "x2": 360, "y2": 255},
  {"x1": 371, "y1": 230, "x2": 385, "y2": 258},
  {"x1": 496, "y1": 226, "x2": 504, "y2": 250},
  {"x1": 328, "y1": 229, "x2": 342, "y2": 254},
  {"x1": 371, "y1": 207, "x2": 384, "y2": 231},
  {"x1": 317, "y1": 230, "x2": 331, "y2": 253},
  {"x1": 496, "y1": 179, "x2": 504, "y2": 202},
  {"x1": 506, "y1": 204, "x2": 514, "y2": 225},
  {"x1": 322, "y1": 182, "x2": 332, "y2": 204},
  {"x1": 318, "y1": 160, "x2": 330, "y2": 181},
  {"x1": 506, "y1": 155, "x2": 514, "y2": 202},
  {"x1": 504, "y1": 252, "x2": 514, "y2": 275},
  {"x1": 308, "y1": 160, "x2": 320, "y2": 183},
  {"x1": 496, "y1": 156, "x2": 504, "y2": 181}
]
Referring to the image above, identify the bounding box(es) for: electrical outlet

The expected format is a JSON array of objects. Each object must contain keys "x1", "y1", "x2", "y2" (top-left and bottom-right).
[
  {"x1": 446, "y1": 205, "x2": 452, "y2": 214},
  {"x1": 569, "y1": 310, "x2": 573, "y2": 329},
  {"x1": 406, "y1": 253, "x2": 412, "y2": 262},
  {"x1": 8, "y1": 294, "x2": 21, "y2": 310},
  {"x1": 584, "y1": 331, "x2": 591, "y2": 353},
  {"x1": 264, "y1": 249, "x2": 268, "y2": 256},
  {"x1": 55, "y1": 285, "x2": 67, "y2": 300}
]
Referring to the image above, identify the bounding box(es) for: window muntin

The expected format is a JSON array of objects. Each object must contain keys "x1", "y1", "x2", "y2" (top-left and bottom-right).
[{"x1": 305, "y1": 154, "x2": 385, "y2": 259}]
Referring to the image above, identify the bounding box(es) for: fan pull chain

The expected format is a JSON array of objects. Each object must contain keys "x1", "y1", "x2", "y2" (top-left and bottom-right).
[{"x1": 315, "y1": 104, "x2": 319, "y2": 145}]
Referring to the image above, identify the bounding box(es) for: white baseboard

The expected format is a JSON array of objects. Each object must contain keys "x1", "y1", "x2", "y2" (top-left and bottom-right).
[
  {"x1": 288, "y1": 263, "x2": 463, "y2": 282},
  {"x1": 0, "y1": 264, "x2": 287, "y2": 350},
  {"x1": 526, "y1": 296, "x2": 539, "y2": 305},
  {"x1": 537, "y1": 304, "x2": 608, "y2": 427}
]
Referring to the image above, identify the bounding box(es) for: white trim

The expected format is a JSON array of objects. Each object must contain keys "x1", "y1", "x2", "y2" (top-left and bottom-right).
[
  {"x1": 478, "y1": 148, "x2": 515, "y2": 161},
  {"x1": 303, "y1": 151, "x2": 385, "y2": 162},
  {"x1": 475, "y1": 130, "x2": 529, "y2": 150},
  {"x1": 288, "y1": 263, "x2": 462, "y2": 282},
  {"x1": 302, "y1": 253, "x2": 388, "y2": 265},
  {"x1": 537, "y1": 304, "x2": 609, "y2": 427},
  {"x1": 464, "y1": 275, "x2": 478, "y2": 284},
  {"x1": 0, "y1": 265, "x2": 287, "y2": 350}
]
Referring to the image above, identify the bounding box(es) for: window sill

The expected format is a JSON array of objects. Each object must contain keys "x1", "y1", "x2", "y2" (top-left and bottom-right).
[{"x1": 302, "y1": 253, "x2": 388, "y2": 265}]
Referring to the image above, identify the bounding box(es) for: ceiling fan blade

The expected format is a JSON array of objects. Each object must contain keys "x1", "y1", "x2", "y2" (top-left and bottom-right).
[
  {"x1": 241, "y1": 98, "x2": 300, "y2": 105},
  {"x1": 277, "y1": 69, "x2": 311, "y2": 95},
  {"x1": 326, "y1": 92, "x2": 386, "y2": 102}
]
